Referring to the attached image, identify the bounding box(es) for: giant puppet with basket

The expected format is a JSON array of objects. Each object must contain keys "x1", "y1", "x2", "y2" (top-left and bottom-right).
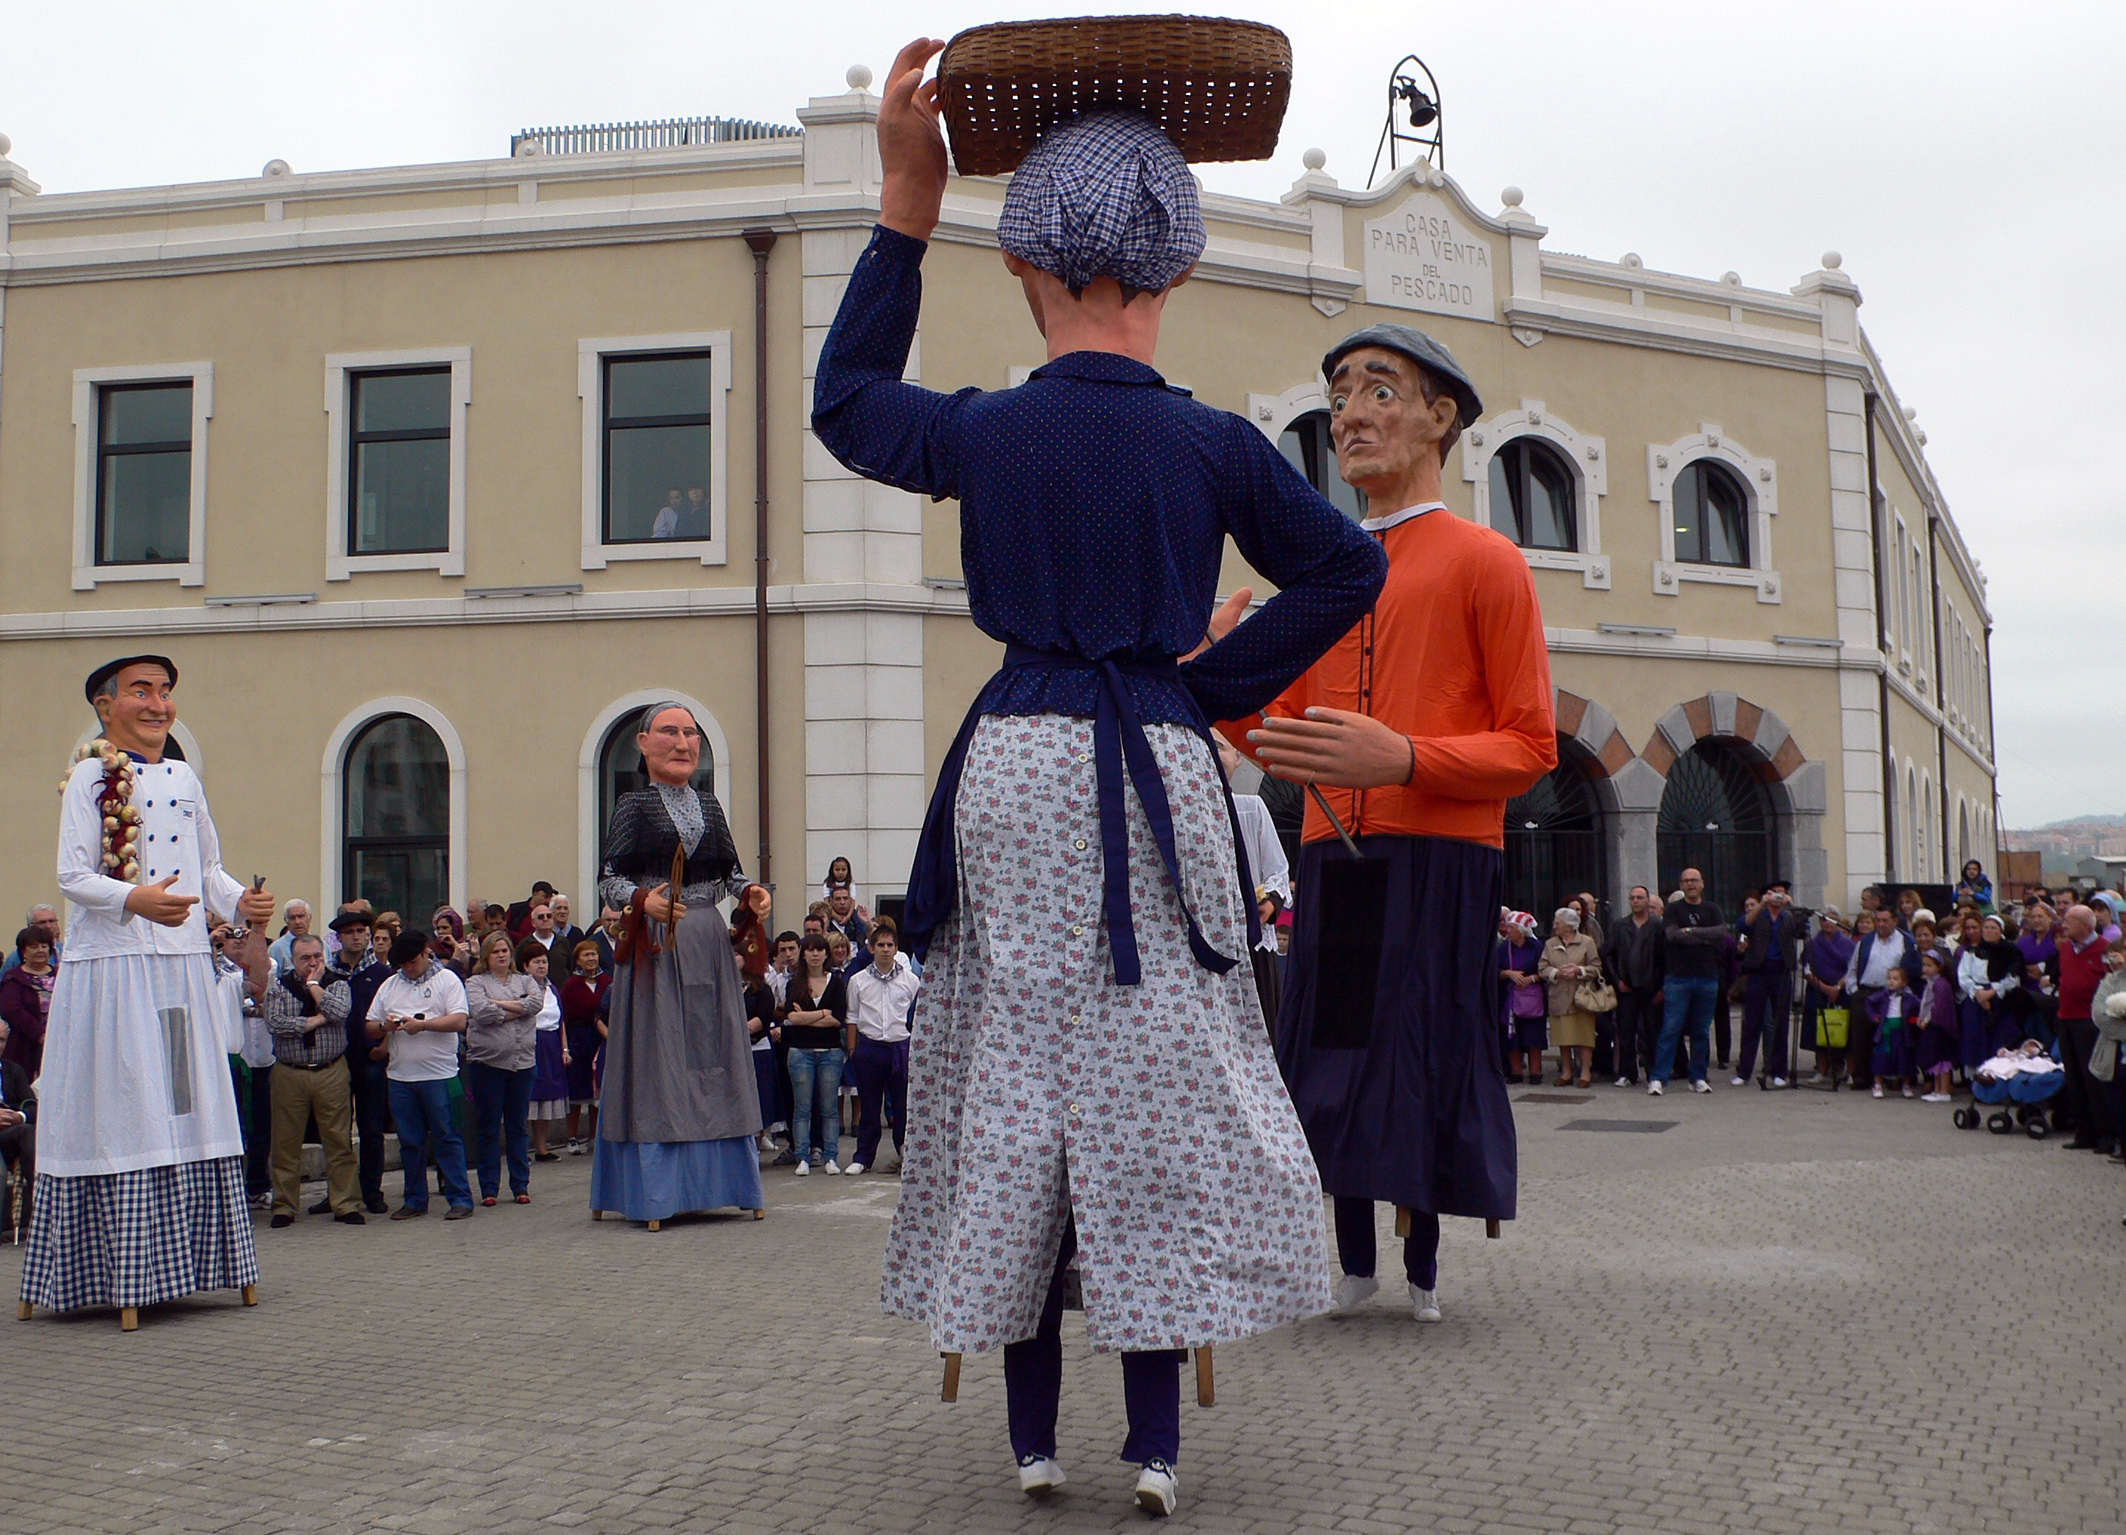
[{"x1": 810, "y1": 18, "x2": 1389, "y2": 1518}]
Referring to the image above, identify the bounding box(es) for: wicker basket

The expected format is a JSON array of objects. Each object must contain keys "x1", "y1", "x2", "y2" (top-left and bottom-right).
[{"x1": 937, "y1": 15, "x2": 1292, "y2": 177}]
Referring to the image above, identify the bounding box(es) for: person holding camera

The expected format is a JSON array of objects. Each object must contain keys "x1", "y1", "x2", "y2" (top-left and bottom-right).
[{"x1": 365, "y1": 932, "x2": 473, "y2": 1219}]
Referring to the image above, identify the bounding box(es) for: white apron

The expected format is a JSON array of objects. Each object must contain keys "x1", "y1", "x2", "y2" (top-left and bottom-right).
[{"x1": 38, "y1": 755, "x2": 249, "y2": 1177}]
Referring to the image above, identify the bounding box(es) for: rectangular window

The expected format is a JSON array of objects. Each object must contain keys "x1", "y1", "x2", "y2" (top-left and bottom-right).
[
  {"x1": 96, "y1": 382, "x2": 194, "y2": 565},
  {"x1": 348, "y1": 367, "x2": 451, "y2": 555},
  {"x1": 603, "y1": 352, "x2": 716, "y2": 544}
]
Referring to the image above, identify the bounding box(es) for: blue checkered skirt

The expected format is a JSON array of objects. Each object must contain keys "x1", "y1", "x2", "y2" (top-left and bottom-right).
[{"x1": 18, "y1": 1154, "x2": 258, "y2": 1312}]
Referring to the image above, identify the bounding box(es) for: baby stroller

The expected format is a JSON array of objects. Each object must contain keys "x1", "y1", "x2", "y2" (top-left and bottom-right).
[{"x1": 1954, "y1": 1046, "x2": 2065, "y2": 1140}]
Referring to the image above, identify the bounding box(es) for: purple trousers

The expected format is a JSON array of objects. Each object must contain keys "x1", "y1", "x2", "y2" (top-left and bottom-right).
[{"x1": 1003, "y1": 1217, "x2": 1183, "y2": 1467}]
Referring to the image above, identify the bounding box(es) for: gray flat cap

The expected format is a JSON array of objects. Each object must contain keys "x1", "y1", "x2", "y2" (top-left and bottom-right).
[{"x1": 1322, "y1": 323, "x2": 1482, "y2": 428}]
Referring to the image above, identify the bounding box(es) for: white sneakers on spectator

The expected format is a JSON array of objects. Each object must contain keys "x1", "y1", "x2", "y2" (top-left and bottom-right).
[
  {"x1": 1135, "y1": 1460, "x2": 1178, "y2": 1516},
  {"x1": 1648, "y1": 1080, "x2": 1664, "y2": 1096},
  {"x1": 1331, "y1": 1273, "x2": 1379, "y2": 1311},
  {"x1": 845, "y1": 1161, "x2": 868, "y2": 1176},
  {"x1": 1870, "y1": 1084, "x2": 1885, "y2": 1099},
  {"x1": 1409, "y1": 1283, "x2": 1442, "y2": 1322},
  {"x1": 1691, "y1": 1079, "x2": 1712, "y2": 1094},
  {"x1": 1770, "y1": 1076, "x2": 1788, "y2": 1088},
  {"x1": 1017, "y1": 1455, "x2": 1066, "y2": 1496},
  {"x1": 792, "y1": 1159, "x2": 810, "y2": 1177},
  {"x1": 822, "y1": 1160, "x2": 841, "y2": 1175},
  {"x1": 1614, "y1": 1076, "x2": 1631, "y2": 1088},
  {"x1": 1920, "y1": 1092, "x2": 1951, "y2": 1103},
  {"x1": 1730, "y1": 1075, "x2": 1745, "y2": 1086}
]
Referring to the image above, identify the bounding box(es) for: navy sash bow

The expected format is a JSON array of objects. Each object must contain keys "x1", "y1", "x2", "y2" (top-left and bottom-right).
[{"x1": 900, "y1": 646, "x2": 1261, "y2": 985}]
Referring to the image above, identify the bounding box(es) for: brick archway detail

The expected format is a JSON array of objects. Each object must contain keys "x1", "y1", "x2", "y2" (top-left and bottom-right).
[
  {"x1": 1638, "y1": 692, "x2": 1807, "y2": 783},
  {"x1": 1553, "y1": 688, "x2": 1636, "y2": 779}
]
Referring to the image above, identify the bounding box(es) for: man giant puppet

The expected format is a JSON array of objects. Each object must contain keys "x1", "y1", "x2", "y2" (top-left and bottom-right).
[
  {"x1": 19, "y1": 656, "x2": 276, "y2": 1330},
  {"x1": 1243, "y1": 324, "x2": 1556, "y2": 1324}
]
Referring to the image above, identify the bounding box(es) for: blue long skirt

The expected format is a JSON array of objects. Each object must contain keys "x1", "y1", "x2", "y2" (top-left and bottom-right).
[
  {"x1": 1277, "y1": 834, "x2": 1516, "y2": 1221},
  {"x1": 590, "y1": 1132, "x2": 762, "y2": 1222}
]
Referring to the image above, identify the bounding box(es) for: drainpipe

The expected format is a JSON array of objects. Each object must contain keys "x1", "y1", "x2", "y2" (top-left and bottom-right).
[
  {"x1": 1927, "y1": 512, "x2": 1950, "y2": 876},
  {"x1": 1982, "y1": 621, "x2": 2002, "y2": 876},
  {"x1": 1864, "y1": 393, "x2": 1895, "y2": 883},
  {"x1": 743, "y1": 228, "x2": 777, "y2": 894}
]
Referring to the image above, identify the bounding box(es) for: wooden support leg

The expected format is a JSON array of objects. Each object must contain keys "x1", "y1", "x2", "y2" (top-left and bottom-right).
[
  {"x1": 241, "y1": 1284, "x2": 258, "y2": 1307},
  {"x1": 940, "y1": 1352, "x2": 962, "y2": 1403},
  {"x1": 17, "y1": 1300, "x2": 32, "y2": 1321},
  {"x1": 1393, "y1": 1207, "x2": 1412, "y2": 1239},
  {"x1": 1485, "y1": 1219, "x2": 1502, "y2": 1239},
  {"x1": 120, "y1": 1307, "x2": 139, "y2": 1332},
  {"x1": 591, "y1": 1210, "x2": 603, "y2": 1221},
  {"x1": 1194, "y1": 1346, "x2": 1215, "y2": 1408},
  {"x1": 752, "y1": 1207, "x2": 765, "y2": 1220},
  {"x1": 646, "y1": 1219, "x2": 661, "y2": 1232}
]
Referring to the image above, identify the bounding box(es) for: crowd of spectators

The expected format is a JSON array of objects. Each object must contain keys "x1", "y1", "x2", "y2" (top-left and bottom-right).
[{"x1": 0, "y1": 859, "x2": 921, "y2": 1238}]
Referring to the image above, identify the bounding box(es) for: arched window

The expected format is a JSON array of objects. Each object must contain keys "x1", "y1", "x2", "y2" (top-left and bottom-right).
[
  {"x1": 1672, "y1": 460, "x2": 1750, "y2": 568},
  {"x1": 343, "y1": 714, "x2": 450, "y2": 921},
  {"x1": 1906, "y1": 766, "x2": 1920, "y2": 879},
  {"x1": 1657, "y1": 742, "x2": 1775, "y2": 906},
  {"x1": 1504, "y1": 750, "x2": 1604, "y2": 921},
  {"x1": 1958, "y1": 802, "x2": 1971, "y2": 870},
  {"x1": 1277, "y1": 410, "x2": 1367, "y2": 522},
  {"x1": 1487, "y1": 437, "x2": 1576, "y2": 552},
  {"x1": 595, "y1": 710, "x2": 717, "y2": 874}
]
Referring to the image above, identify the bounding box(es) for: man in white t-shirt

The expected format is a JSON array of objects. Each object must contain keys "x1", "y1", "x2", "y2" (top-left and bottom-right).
[{"x1": 365, "y1": 931, "x2": 473, "y2": 1219}]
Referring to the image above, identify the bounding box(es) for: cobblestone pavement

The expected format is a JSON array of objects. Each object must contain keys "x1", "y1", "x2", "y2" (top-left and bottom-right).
[{"x1": 9, "y1": 1082, "x2": 2125, "y2": 1534}]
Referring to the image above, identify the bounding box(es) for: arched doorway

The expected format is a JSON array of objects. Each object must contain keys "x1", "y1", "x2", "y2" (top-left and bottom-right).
[
  {"x1": 1657, "y1": 741, "x2": 1775, "y2": 909},
  {"x1": 1276, "y1": 410, "x2": 1366, "y2": 521},
  {"x1": 594, "y1": 708, "x2": 718, "y2": 876},
  {"x1": 1505, "y1": 751, "x2": 1605, "y2": 921},
  {"x1": 343, "y1": 713, "x2": 450, "y2": 921}
]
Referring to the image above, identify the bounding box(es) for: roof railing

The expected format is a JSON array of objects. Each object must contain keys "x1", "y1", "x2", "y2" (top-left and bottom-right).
[{"x1": 509, "y1": 116, "x2": 800, "y2": 158}]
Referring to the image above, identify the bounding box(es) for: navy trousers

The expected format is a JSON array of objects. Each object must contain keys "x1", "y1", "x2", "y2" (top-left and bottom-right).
[
  {"x1": 847, "y1": 1036, "x2": 909, "y2": 1166},
  {"x1": 349, "y1": 1058, "x2": 390, "y2": 1204},
  {"x1": 1002, "y1": 1218, "x2": 1183, "y2": 1467},
  {"x1": 1737, "y1": 967, "x2": 1792, "y2": 1081},
  {"x1": 1332, "y1": 1197, "x2": 1439, "y2": 1288}
]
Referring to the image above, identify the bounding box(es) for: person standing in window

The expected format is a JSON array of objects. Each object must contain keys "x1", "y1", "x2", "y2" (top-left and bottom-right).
[
  {"x1": 592, "y1": 702, "x2": 769, "y2": 1223},
  {"x1": 780, "y1": 934, "x2": 847, "y2": 1176},
  {"x1": 650, "y1": 488, "x2": 683, "y2": 540},
  {"x1": 682, "y1": 485, "x2": 710, "y2": 539}
]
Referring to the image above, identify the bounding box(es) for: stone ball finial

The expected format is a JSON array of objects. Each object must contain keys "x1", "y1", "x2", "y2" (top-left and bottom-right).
[
  {"x1": 1917, "y1": 430, "x2": 1929, "y2": 445},
  {"x1": 1500, "y1": 185, "x2": 1523, "y2": 208},
  {"x1": 1302, "y1": 147, "x2": 1326, "y2": 171},
  {"x1": 1902, "y1": 404, "x2": 1918, "y2": 421},
  {"x1": 1722, "y1": 270, "x2": 1741, "y2": 286},
  {"x1": 1622, "y1": 251, "x2": 1644, "y2": 269},
  {"x1": 847, "y1": 63, "x2": 874, "y2": 91},
  {"x1": 1822, "y1": 250, "x2": 1843, "y2": 270},
  {"x1": 0, "y1": 131, "x2": 13, "y2": 159},
  {"x1": 514, "y1": 139, "x2": 542, "y2": 158},
  {"x1": 262, "y1": 158, "x2": 291, "y2": 178}
]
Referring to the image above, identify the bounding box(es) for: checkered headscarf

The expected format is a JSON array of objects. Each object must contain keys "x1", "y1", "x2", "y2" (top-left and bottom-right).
[{"x1": 997, "y1": 110, "x2": 1206, "y2": 298}]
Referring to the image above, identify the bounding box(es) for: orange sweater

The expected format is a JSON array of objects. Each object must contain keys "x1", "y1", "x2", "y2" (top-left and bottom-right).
[{"x1": 1223, "y1": 509, "x2": 1557, "y2": 848}]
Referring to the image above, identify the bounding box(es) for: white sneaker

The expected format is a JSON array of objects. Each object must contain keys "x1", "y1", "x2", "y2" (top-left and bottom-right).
[
  {"x1": 1771, "y1": 1077, "x2": 1788, "y2": 1088},
  {"x1": 1871, "y1": 1084, "x2": 1885, "y2": 1099},
  {"x1": 1134, "y1": 1460, "x2": 1178, "y2": 1517},
  {"x1": 1691, "y1": 1079, "x2": 1713, "y2": 1094},
  {"x1": 1017, "y1": 1455, "x2": 1066, "y2": 1496},
  {"x1": 822, "y1": 1160, "x2": 841, "y2": 1176},
  {"x1": 791, "y1": 1159, "x2": 809, "y2": 1177},
  {"x1": 845, "y1": 1162, "x2": 867, "y2": 1176},
  {"x1": 1409, "y1": 1283, "x2": 1442, "y2": 1323},
  {"x1": 1648, "y1": 1080, "x2": 1664, "y2": 1096},
  {"x1": 1920, "y1": 1092, "x2": 1949, "y2": 1103},
  {"x1": 1331, "y1": 1273, "x2": 1379, "y2": 1311},
  {"x1": 1730, "y1": 1076, "x2": 1745, "y2": 1087},
  {"x1": 1615, "y1": 1076, "x2": 1631, "y2": 1088},
  {"x1": 1901, "y1": 1086, "x2": 1915, "y2": 1099}
]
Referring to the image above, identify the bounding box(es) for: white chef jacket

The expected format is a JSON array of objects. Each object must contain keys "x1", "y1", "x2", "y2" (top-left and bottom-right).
[
  {"x1": 39, "y1": 753, "x2": 250, "y2": 1177},
  {"x1": 57, "y1": 755, "x2": 248, "y2": 956}
]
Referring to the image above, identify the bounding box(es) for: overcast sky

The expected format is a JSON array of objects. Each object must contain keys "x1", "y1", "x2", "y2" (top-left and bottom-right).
[{"x1": 5, "y1": 2, "x2": 2119, "y2": 829}]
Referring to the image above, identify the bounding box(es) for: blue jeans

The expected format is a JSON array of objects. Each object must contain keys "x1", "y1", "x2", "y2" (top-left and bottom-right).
[
  {"x1": 787, "y1": 1047, "x2": 845, "y2": 1165},
  {"x1": 1655, "y1": 973, "x2": 1719, "y2": 1084},
  {"x1": 390, "y1": 1077, "x2": 473, "y2": 1211},
  {"x1": 466, "y1": 1060, "x2": 533, "y2": 1200}
]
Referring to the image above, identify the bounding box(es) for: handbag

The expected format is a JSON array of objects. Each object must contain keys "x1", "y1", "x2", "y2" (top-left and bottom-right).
[
  {"x1": 1573, "y1": 960, "x2": 1617, "y2": 1015},
  {"x1": 1817, "y1": 1004, "x2": 1850, "y2": 1051}
]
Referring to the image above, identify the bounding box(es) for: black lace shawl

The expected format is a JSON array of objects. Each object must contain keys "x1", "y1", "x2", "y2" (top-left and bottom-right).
[{"x1": 598, "y1": 785, "x2": 741, "y2": 902}]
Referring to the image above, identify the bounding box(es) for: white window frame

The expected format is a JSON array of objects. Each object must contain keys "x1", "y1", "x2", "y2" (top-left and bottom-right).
[
  {"x1": 1891, "y1": 514, "x2": 1912, "y2": 672},
  {"x1": 320, "y1": 696, "x2": 468, "y2": 918},
  {"x1": 1646, "y1": 424, "x2": 1780, "y2": 603},
  {"x1": 579, "y1": 331, "x2": 732, "y2": 570},
  {"x1": 71, "y1": 362, "x2": 213, "y2": 591},
  {"x1": 324, "y1": 347, "x2": 471, "y2": 582},
  {"x1": 1461, "y1": 400, "x2": 1610, "y2": 589}
]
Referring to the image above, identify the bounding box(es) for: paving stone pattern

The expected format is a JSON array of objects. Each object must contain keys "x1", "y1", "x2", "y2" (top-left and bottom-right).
[{"x1": 8, "y1": 1086, "x2": 2124, "y2": 1534}]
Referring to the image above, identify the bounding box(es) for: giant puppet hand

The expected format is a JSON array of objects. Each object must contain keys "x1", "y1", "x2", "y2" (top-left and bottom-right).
[
  {"x1": 877, "y1": 37, "x2": 948, "y2": 242},
  {"x1": 125, "y1": 873, "x2": 199, "y2": 928},
  {"x1": 642, "y1": 883, "x2": 686, "y2": 927},
  {"x1": 237, "y1": 884, "x2": 275, "y2": 926},
  {"x1": 1182, "y1": 587, "x2": 1254, "y2": 663},
  {"x1": 1248, "y1": 708, "x2": 1416, "y2": 789}
]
